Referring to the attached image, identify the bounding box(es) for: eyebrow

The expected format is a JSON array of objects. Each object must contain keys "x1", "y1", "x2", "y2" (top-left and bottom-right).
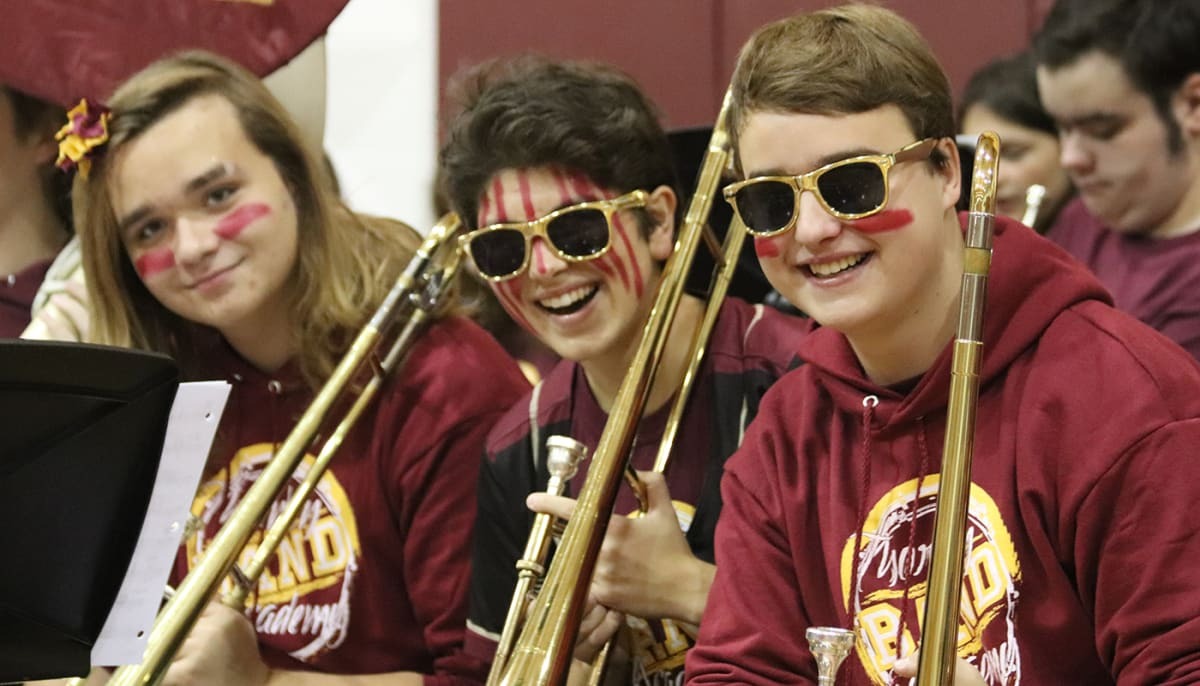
[
  {"x1": 118, "y1": 163, "x2": 234, "y2": 234},
  {"x1": 1055, "y1": 112, "x2": 1125, "y2": 129},
  {"x1": 745, "y1": 147, "x2": 882, "y2": 178}
]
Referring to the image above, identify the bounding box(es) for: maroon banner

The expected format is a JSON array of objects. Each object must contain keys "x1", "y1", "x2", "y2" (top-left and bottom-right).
[{"x1": 0, "y1": 0, "x2": 349, "y2": 106}]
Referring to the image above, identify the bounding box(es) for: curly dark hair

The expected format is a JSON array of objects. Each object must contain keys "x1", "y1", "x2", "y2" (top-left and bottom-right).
[{"x1": 438, "y1": 55, "x2": 681, "y2": 233}]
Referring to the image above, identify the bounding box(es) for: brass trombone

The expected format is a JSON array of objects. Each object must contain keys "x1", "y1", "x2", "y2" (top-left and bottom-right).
[
  {"x1": 806, "y1": 133, "x2": 1002, "y2": 685},
  {"x1": 915, "y1": 131, "x2": 1000, "y2": 686},
  {"x1": 490, "y1": 88, "x2": 747, "y2": 686},
  {"x1": 104, "y1": 214, "x2": 466, "y2": 686}
]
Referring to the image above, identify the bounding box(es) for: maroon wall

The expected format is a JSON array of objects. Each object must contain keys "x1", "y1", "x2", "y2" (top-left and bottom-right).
[{"x1": 439, "y1": 0, "x2": 1052, "y2": 130}]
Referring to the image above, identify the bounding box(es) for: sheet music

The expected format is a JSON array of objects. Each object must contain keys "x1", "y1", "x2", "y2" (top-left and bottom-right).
[{"x1": 91, "y1": 381, "x2": 230, "y2": 666}]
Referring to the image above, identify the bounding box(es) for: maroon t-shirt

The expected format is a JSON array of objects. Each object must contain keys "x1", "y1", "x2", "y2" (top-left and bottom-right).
[
  {"x1": 173, "y1": 316, "x2": 528, "y2": 683},
  {"x1": 1047, "y1": 198, "x2": 1200, "y2": 360},
  {"x1": 0, "y1": 259, "x2": 52, "y2": 338}
]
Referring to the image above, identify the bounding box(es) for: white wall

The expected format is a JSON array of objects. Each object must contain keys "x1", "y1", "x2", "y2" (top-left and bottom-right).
[{"x1": 324, "y1": 0, "x2": 439, "y2": 231}]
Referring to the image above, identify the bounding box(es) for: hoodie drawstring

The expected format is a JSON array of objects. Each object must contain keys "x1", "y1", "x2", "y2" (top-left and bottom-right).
[
  {"x1": 847, "y1": 395, "x2": 879, "y2": 685},
  {"x1": 849, "y1": 401, "x2": 936, "y2": 686},
  {"x1": 891, "y1": 419, "x2": 932, "y2": 682}
]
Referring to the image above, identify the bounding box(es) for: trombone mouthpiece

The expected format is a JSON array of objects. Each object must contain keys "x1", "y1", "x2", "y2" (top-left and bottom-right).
[
  {"x1": 806, "y1": 626, "x2": 856, "y2": 685},
  {"x1": 969, "y1": 132, "x2": 1001, "y2": 216}
]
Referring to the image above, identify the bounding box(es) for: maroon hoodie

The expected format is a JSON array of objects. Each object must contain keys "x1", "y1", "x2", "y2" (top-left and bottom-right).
[
  {"x1": 686, "y1": 217, "x2": 1200, "y2": 685},
  {"x1": 173, "y1": 315, "x2": 528, "y2": 684}
]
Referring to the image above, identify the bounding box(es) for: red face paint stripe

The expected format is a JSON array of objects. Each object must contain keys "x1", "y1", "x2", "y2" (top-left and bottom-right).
[
  {"x1": 516, "y1": 170, "x2": 538, "y2": 221},
  {"x1": 601, "y1": 252, "x2": 630, "y2": 291},
  {"x1": 592, "y1": 257, "x2": 615, "y2": 277},
  {"x1": 754, "y1": 236, "x2": 782, "y2": 258},
  {"x1": 491, "y1": 176, "x2": 509, "y2": 222},
  {"x1": 851, "y1": 208, "x2": 913, "y2": 234},
  {"x1": 135, "y1": 247, "x2": 175, "y2": 279},
  {"x1": 565, "y1": 171, "x2": 604, "y2": 203},
  {"x1": 495, "y1": 280, "x2": 534, "y2": 333},
  {"x1": 531, "y1": 240, "x2": 548, "y2": 275},
  {"x1": 611, "y1": 215, "x2": 644, "y2": 297},
  {"x1": 478, "y1": 191, "x2": 492, "y2": 227},
  {"x1": 551, "y1": 168, "x2": 573, "y2": 204},
  {"x1": 214, "y1": 203, "x2": 270, "y2": 240}
]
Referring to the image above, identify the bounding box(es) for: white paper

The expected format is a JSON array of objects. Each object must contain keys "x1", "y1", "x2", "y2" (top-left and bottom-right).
[{"x1": 91, "y1": 381, "x2": 230, "y2": 666}]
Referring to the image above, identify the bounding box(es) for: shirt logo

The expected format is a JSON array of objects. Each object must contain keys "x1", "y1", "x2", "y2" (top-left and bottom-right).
[
  {"x1": 841, "y1": 478, "x2": 1023, "y2": 685},
  {"x1": 185, "y1": 442, "x2": 362, "y2": 662}
]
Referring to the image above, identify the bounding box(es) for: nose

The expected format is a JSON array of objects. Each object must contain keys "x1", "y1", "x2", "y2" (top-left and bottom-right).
[
  {"x1": 1058, "y1": 131, "x2": 1094, "y2": 177},
  {"x1": 528, "y1": 236, "x2": 567, "y2": 279},
  {"x1": 172, "y1": 215, "x2": 220, "y2": 266},
  {"x1": 789, "y1": 191, "x2": 843, "y2": 247}
]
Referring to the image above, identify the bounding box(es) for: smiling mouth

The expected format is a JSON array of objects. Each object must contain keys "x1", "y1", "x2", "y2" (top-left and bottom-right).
[
  {"x1": 537, "y1": 285, "x2": 599, "y2": 315},
  {"x1": 806, "y1": 253, "x2": 869, "y2": 278},
  {"x1": 188, "y1": 263, "x2": 237, "y2": 290}
]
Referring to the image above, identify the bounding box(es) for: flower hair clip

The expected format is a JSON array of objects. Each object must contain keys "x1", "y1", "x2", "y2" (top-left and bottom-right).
[{"x1": 55, "y1": 98, "x2": 112, "y2": 179}]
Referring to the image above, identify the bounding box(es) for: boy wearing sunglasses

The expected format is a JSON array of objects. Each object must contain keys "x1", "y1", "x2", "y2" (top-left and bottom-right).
[
  {"x1": 439, "y1": 56, "x2": 810, "y2": 684},
  {"x1": 686, "y1": 6, "x2": 1200, "y2": 686}
]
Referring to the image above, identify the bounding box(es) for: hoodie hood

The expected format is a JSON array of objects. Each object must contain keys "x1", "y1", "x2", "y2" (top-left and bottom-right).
[{"x1": 798, "y1": 214, "x2": 1112, "y2": 428}]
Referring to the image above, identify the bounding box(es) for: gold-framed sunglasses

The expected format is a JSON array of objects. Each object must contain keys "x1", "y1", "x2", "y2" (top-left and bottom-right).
[
  {"x1": 722, "y1": 138, "x2": 938, "y2": 237},
  {"x1": 458, "y1": 189, "x2": 648, "y2": 282}
]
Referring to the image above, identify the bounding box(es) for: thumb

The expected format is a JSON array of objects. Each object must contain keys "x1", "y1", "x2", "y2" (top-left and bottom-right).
[
  {"x1": 893, "y1": 648, "x2": 918, "y2": 677},
  {"x1": 637, "y1": 470, "x2": 672, "y2": 513}
]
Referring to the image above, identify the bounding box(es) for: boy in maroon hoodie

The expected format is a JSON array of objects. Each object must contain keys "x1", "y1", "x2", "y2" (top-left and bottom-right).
[
  {"x1": 68, "y1": 52, "x2": 528, "y2": 684},
  {"x1": 685, "y1": 6, "x2": 1200, "y2": 686}
]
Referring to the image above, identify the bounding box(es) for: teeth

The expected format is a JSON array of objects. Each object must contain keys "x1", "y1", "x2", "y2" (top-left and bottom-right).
[
  {"x1": 540, "y1": 286, "x2": 596, "y2": 309},
  {"x1": 809, "y1": 254, "x2": 865, "y2": 277}
]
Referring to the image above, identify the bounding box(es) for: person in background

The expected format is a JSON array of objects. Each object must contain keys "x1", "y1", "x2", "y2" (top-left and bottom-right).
[
  {"x1": 68, "y1": 50, "x2": 528, "y2": 685},
  {"x1": 0, "y1": 85, "x2": 81, "y2": 339},
  {"x1": 1034, "y1": 0, "x2": 1200, "y2": 360},
  {"x1": 685, "y1": 5, "x2": 1200, "y2": 684},
  {"x1": 959, "y1": 50, "x2": 1073, "y2": 233},
  {"x1": 439, "y1": 55, "x2": 811, "y2": 685}
]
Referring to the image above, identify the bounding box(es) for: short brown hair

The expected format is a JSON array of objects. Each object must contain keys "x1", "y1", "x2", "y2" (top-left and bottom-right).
[
  {"x1": 728, "y1": 4, "x2": 954, "y2": 174},
  {"x1": 74, "y1": 51, "x2": 423, "y2": 389}
]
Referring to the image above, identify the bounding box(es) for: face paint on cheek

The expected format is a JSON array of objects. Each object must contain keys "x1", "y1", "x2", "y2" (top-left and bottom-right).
[
  {"x1": 134, "y1": 247, "x2": 176, "y2": 279},
  {"x1": 754, "y1": 236, "x2": 783, "y2": 259},
  {"x1": 610, "y1": 214, "x2": 644, "y2": 298},
  {"x1": 598, "y1": 252, "x2": 630, "y2": 292},
  {"x1": 850, "y1": 208, "x2": 913, "y2": 234},
  {"x1": 214, "y1": 203, "x2": 270, "y2": 240},
  {"x1": 493, "y1": 278, "x2": 535, "y2": 334}
]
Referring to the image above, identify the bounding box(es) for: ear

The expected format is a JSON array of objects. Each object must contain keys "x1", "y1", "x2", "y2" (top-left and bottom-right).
[
  {"x1": 644, "y1": 184, "x2": 677, "y2": 261},
  {"x1": 934, "y1": 137, "x2": 962, "y2": 214},
  {"x1": 1174, "y1": 72, "x2": 1200, "y2": 137}
]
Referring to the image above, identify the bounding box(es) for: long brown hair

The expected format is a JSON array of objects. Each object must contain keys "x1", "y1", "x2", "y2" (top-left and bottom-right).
[{"x1": 75, "y1": 51, "x2": 423, "y2": 388}]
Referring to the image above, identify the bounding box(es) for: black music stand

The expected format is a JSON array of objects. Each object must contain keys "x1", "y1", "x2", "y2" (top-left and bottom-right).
[{"x1": 0, "y1": 341, "x2": 178, "y2": 682}]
